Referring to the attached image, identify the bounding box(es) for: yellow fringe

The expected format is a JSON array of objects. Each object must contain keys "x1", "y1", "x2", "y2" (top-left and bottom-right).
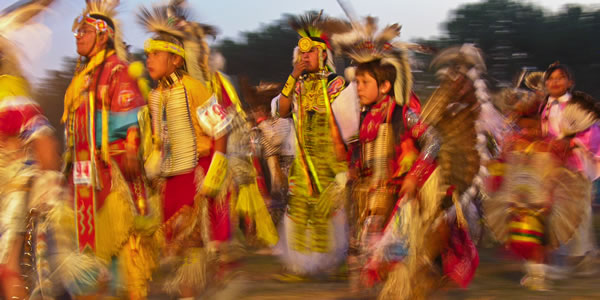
[
  {"x1": 95, "y1": 160, "x2": 136, "y2": 262},
  {"x1": 164, "y1": 247, "x2": 213, "y2": 295},
  {"x1": 235, "y1": 184, "x2": 279, "y2": 246},
  {"x1": 380, "y1": 167, "x2": 445, "y2": 300},
  {"x1": 101, "y1": 90, "x2": 110, "y2": 164},
  {"x1": 63, "y1": 50, "x2": 114, "y2": 123},
  {"x1": 120, "y1": 231, "x2": 163, "y2": 300}
]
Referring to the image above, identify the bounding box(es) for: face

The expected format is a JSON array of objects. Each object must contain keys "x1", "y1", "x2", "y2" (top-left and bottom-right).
[
  {"x1": 545, "y1": 69, "x2": 572, "y2": 98},
  {"x1": 146, "y1": 51, "x2": 179, "y2": 80},
  {"x1": 301, "y1": 47, "x2": 324, "y2": 73},
  {"x1": 356, "y1": 72, "x2": 384, "y2": 106},
  {"x1": 75, "y1": 24, "x2": 104, "y2": 58}
]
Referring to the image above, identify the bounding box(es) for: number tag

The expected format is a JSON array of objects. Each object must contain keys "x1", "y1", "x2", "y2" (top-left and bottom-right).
[{"x1": 73, "y1": 160, "x2": 92, "y2": 185}]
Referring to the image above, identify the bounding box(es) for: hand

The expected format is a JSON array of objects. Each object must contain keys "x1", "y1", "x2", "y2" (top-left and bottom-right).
[
  {"x1": 122, "y1": 152, "x2": 141, "y2": 180},
  {"x1": 291, "y1": 60, "x2": 308, "y2": 79},
  {"x1": 400, "y1": 174, "x2": 418, "y2": 200}
]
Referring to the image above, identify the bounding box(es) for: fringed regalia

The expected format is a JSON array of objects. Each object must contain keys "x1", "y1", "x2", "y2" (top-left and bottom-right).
[
  {"x1": 376, "y1": 45, "x2": 488, "y2": 300},
  {"x1": 484, "y1": 69, "x2": 599, "y2": 289},
  {"x1": 145, "y1": 72, "x2": 216, "y2": 295},
  {"x1": 227, "y1": 114, "x2": 278, "y2": 247},
  {"x1": 64, "y1": 2, "x2": 158, "y2": 298},
  {"x1": 278, "y1": 72, "x2": 351, "y2": 275},
  {"x1": 231, "y1": 81, "x2": 286, "y2": 246},
  {"x1": 137, "y1": 1, "x2": 234, "y2": 294},
  {"x1": 0, "y1": 90, "x2": 104, "y2": 297},
  {"x1": 1, "y1": 2, "x2": 108, "y2": 298},
  {"x1": 275, "y1": 12, "x2": 359, "y2": 276},
  {"x1": 332, "y1": 16, "x2": 485, "y2": 295}
]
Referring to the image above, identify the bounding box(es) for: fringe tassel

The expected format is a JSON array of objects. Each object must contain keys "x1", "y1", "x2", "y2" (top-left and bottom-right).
[
  {"x1": 379, "y1": 168, "x2": 445, "y2": 299},
  {"x1": 164, "y1": 247, "x2": 213, "y2": 295},
  {"x1": 95, "y1": 160, "x2": 136, "y2": 262},
  {"x1": 41, "y1": 196, "x2": 105, "y2": 297},
  {"x1": 235, "y1": 183, "x2": 278, "y2": 246},
  {"x1": 101, "y1": 90, "x2": 110, "y2": 164}
]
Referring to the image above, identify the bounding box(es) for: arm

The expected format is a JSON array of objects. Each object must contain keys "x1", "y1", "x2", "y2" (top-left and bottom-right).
[
  {"x1": 32, "y1": 134, "x2": 60, "y2": 171},
  {"x1": 401, "y1": 109, "x2": 441, "y2": 197},
  {"x1": 278, "y1": 60, "x2": 307, "y2": 117},
  {"x1": 109, "y1": 63, "x2": 146, "y2": 179}
]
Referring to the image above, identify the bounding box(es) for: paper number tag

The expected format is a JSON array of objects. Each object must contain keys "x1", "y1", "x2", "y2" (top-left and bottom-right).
[
  {"x1": 73, "y1": 160, "x2": 92, "y2": 185},
  {"x1": 196, "y1": 94, "x2": 233, "y2": 139}
]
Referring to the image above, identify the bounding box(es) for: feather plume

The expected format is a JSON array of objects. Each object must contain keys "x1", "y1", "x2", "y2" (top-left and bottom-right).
[
  {"x1": 0, "y1": 0, "x2": 54, "y2": 33},
  {"x1": 136, "y1": 5, "x2": 184, "y2": 39},
  {"x1": 431, "y1": 44, "x2": 486, "y2": 75},
  {"x1": 288, "y1": 10, "x2": 324, "y2": 38},
  {"x1": 330, "y1": 16, "x2": 411, "y2": 104},
  {"x1": 0, "y1": 0, "x2": 55, "y2": 77},
  {"x1": 137, "y1": 0, "x2": 218, "y2": 82}
]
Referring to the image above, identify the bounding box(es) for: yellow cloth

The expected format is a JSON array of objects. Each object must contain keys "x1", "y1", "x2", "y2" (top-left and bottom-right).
[
  {"x1": 63, "y1": 50, "x2": 113, "y2": 123},
  {"x1": 235, "y1": 183, "x2": 279, "y2": 246},
  {"x1": 0, "y1": 75, "x2": 29, "y2": 100},
  {"x1": 174, "y1": 74, "x2": 213, "y2": 157}
]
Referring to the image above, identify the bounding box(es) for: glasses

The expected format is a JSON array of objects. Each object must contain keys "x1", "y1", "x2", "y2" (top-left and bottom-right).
[{"x1": 74, "y1": 28, "x2": 96, "y2": 38}]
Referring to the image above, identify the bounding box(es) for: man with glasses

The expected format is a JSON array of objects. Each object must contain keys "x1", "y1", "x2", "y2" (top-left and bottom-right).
[{"x1": 63, "y1": 1, "x2": 153, "y2": 298}]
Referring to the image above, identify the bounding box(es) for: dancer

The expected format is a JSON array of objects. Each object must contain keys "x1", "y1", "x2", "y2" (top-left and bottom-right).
[
  {"x1": 64, "y1": 1, "x2": 156, "y2": 297},
  {"x1": 137, "y1": 1, "x2": 231, "y2": 297},
  {"x1": 275, "y1": 11, "x2": 358, "y2": 279}
]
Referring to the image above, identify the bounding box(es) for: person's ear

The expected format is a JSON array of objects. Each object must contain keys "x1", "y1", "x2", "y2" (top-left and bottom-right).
[
  {"x1": 380, "y1": 80, "x2": 392, "y2": 95},
  {"x1": 173, "y1": 54, "x2": 184, "y2": 68},
  {"x1": 98, "y1": 32, "x2": 109, "y2": 47}
]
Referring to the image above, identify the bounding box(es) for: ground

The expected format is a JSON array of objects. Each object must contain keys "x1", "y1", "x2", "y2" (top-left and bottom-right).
[{"x1": 150, "y1": 214, "x2": 600, "y2": 300}]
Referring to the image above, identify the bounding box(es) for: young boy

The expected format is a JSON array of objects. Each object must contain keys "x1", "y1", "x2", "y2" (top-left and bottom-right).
[{"x1": 138, "y1": 2, "x2": 230, "y2": 298}]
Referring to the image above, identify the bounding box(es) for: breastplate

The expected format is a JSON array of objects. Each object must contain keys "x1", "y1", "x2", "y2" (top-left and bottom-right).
[{"x1": 149, "y1": 85, "x2": 198, "y2": 176}]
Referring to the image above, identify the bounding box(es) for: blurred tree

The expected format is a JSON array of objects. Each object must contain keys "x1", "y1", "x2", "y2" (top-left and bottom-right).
[
  {"x1": 33, "y1": 56, "x2": 77, "y2": 148},
  {"x1": 442, "y1": 0, "x2": 600, "y2": 96},
  {"x1": 216, "y1": 15, "x2": 298, "y2": 86},
  {"x1": 34, "y1": 1, "x2": 600, "y2": 136}
]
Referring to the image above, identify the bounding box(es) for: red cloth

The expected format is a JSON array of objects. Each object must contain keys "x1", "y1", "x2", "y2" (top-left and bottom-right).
[
  {"x1": 442, "y1": 223, "x2": 479, "y2": 288},
  {"x1": 162, "y1": 151, "x2": 232, "y2": 242}
]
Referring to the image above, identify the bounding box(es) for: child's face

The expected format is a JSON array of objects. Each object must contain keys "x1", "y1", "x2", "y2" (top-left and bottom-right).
[
  {"x1": 356, "y1": 72, "x2": 382, "y2": 106},
  {"x1": 146, "y1": 51, "x2": 178, "y2": 81},
  {"x1": 545, "y1": 69, "x2": 572, "y2": 98}
]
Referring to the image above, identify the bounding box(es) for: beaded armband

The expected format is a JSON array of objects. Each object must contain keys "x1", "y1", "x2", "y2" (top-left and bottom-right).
[{"x1": 281, "y1": 75, "x2": 297, "y2": 98}]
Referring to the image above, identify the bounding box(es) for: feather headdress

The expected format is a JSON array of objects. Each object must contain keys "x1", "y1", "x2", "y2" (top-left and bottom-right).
[
  {"x1": 73, "y1": 0, "x2": 127, "y2": 61},
  {"x1": 288, "y1": 11, "x2": 349, "y2": 72},
  {"x1": 0, "y1": 0, "x2": 54, "y2": 77},
  {"x1": 331, "y1": 16, "x2": 412, "y2": 105},
  {"x1": 137, "y1": 0, "x2": 217, "y2": 82}
]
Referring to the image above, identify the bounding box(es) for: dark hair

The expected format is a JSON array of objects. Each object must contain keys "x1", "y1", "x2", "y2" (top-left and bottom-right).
[
  {"x1": 544, "y1": 63, "x2": 574, "y2": 82},
  {"x1": 355, "y1": 59, "x2": 396, "y2": 97},
  {"x1": 152, "y1": 33, "x2": 184, "y2": 48}
]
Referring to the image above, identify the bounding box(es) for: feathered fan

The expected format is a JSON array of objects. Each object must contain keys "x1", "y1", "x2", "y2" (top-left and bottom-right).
[
  {"x1": 420, "y1": 45, "x2": 485, "y2": 196},
  {"x1": 558, "y1": 102, "x2": 598, "y2": 138}
]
